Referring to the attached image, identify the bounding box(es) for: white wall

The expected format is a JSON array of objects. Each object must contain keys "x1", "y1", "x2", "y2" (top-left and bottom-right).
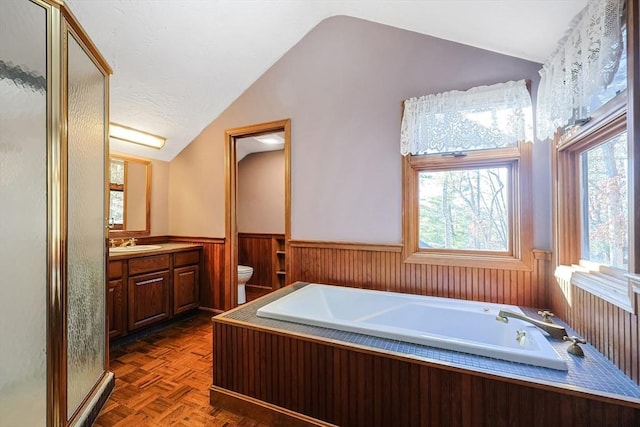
[{"x1": 237, "y1": 150, "x2": 285, "y2": 234}]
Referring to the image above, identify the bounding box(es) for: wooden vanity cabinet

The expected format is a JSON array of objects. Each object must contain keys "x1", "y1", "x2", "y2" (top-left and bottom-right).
[
  {"x1": 127, "y1": 254, "x2": 172, "y2": 331},
  {"x1": 107, "y1": 246, "x2": 202, "y2": 341},
  {"x1": 173, "y1": 251, "x2": 200, "y2": 315},
  {"x1": 107, "y1": 260, "x2": 127, "y2": 339}
]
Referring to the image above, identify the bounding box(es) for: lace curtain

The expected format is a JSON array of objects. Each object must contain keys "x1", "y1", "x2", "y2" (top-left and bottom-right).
[
  {"x1": 536, "y1": 0, "x2": 625, "y2": 141},
  {"x1": 400, "y1": 80, "x2": 533, "y2": 156}
]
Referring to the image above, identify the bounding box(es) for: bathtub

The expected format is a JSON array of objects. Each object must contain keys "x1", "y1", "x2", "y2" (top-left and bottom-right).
[{"x1": 256, "y1": 283, "x2": 568, "y2": 370}]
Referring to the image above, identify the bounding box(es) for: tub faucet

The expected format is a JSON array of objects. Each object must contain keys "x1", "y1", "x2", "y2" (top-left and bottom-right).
[{"x1": 496, "y1": 310, "x2": 568, "y2": 340}]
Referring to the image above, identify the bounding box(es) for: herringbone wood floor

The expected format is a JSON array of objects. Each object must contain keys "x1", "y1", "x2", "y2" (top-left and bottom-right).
[{"x1": 95, "y1": 312, "x2": 268, "y2": 427}]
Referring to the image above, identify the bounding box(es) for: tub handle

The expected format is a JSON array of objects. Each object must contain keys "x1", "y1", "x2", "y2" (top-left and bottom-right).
[
  {"x1": 537, "y1": 310, "x2": 555, "y2": 323},
  {"x1": 563, "y1": 336, "x2": 587, "y2": 357}
]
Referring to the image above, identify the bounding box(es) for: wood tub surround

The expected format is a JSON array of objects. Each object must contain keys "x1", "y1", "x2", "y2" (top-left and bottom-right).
[
  {"x1": 212, "y1": 284, "x2": 640, "y2": 427},
  {"x1": 107, "y1": 243, "x2": 202, "y2": 340}
]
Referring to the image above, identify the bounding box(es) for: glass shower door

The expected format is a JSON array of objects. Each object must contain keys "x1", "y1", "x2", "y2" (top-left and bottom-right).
[
  {"x1": 0, "y1": 0, "x2": 48, "y2": 425},
  {"x1": 66, "y1": 31, "x2": 107, "y2": 419}
]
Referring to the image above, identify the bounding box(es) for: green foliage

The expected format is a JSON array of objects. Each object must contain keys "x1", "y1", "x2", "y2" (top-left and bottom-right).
[
  {"x1": 582, "y1": 133, "x2": 628, "y2": 268},
  {"x1": 418, "y1": 167, "x2": 509, "y2": 251}
]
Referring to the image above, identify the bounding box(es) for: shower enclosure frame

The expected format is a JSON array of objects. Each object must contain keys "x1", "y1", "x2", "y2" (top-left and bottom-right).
[
  {"x1": 49, "y1": 2, "x2": 114, "y2": 425},
  {"x1": 4, "y1": 0, "x2": 114, "y2": 425}
]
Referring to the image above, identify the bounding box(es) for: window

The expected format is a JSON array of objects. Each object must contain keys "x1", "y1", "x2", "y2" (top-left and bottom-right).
[
  {"x1": 554, "y1": 97, "x2": 635, "y2": 310},
  {"x1": 404, "y1": 144, "x2": 532, "y2": 269},
  {"x1": 401, "y1": 80, "x2": 533, "y2": 269},
  {"x1": 109, "y1": 158, "x2": 125, "y2": 230},
  {"x1": 580, "y1": 132, "x2": 628, "y2": 269},
  {"x1": 552, "y1": 0, "x2": 639, "y2": 312},
  {"x1": 418, "y1": 165, "x2": 511, "y2": 253}
]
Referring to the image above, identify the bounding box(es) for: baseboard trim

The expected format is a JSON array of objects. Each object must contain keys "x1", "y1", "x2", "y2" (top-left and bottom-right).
[
  {"x1": 110, "y1": 311, "x2": 200, "y2": 348},
  {"x1": 210, "y1": 386, "x2": 337, "y2": 427},
  {"x1": 246, "y1": 284, "x2": 272, "y2": 291},
  {"x1": 199, "y1": 306, "x2": 224, "y2": 315}
]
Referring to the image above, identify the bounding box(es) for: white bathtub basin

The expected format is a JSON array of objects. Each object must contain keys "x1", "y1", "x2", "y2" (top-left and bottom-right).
[
  {"x1": 257, "y1": 283, "x2": 568, "y2": 371},
  {"x1": 109, "y1": 244, "x2": 162, "y2": 253}
]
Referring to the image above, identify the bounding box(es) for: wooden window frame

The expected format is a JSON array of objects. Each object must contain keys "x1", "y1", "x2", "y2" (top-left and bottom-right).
[
  {"x1": 554, "y1": 95, "x2": 640, "y2": 312},
  {"x1": 553, "y1": 1, "x2": 640, "y2": 313},
  {"x1": 402, "y1": 142, "x2": 533, "y2": 271},
  {"x1": 109, "y1": 159, "x2": 127, "y2": 231}
]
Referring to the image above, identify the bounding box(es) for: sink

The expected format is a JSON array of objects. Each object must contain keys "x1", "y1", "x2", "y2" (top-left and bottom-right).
[{"x1": 109, "y1": 244, "x2": 162, "y2": 253}]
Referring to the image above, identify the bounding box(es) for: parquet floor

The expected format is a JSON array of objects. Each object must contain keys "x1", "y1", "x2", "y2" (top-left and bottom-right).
[{"x1": 95, "y1": 312, "x2": 269, "y2": 427}]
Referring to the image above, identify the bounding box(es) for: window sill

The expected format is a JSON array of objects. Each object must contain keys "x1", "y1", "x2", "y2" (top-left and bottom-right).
[
  {"x1": 403, "y1": 251, "x2": 532, "y2": 271},
  {"x1": 555, "y1": 263, "x2": 639, "y2": 313}
]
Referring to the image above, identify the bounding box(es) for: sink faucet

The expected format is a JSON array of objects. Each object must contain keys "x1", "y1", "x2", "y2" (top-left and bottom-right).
[
  {"x1": 119, "y1": 238, "x2": 137, "y2": 247},
  {"x1": 496, "y1": 310, "x2": 568, "y2": 339}
]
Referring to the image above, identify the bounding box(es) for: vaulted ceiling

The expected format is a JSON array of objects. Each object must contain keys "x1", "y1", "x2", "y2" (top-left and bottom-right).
[{"x1": 65, "y1": 0, "x2": 587, "y2": 161}]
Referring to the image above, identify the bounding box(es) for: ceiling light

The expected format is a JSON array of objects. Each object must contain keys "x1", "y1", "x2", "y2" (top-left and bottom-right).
[
  {"x1": 255, "y1": 134, "x2": 284, "y2": 145},
  {"x1": 109, "y1": 123, "x2": 166, "y2": 149}
]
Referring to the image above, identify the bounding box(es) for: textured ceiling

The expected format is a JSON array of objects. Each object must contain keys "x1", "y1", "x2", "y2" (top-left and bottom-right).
[
  {"x1": 66, "y1": 0, "x2": 587, "y2": 161},
  {"x1": 237, "y1": 132, "x2": 285, "y2": 162}
]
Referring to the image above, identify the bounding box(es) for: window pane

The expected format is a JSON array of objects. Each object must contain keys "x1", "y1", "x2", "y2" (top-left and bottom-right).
[
  {"x1": 585, "y1": 28, "x2": 627, "y2": 116},
  {"x1": 109, "y1": 190, "x2": 124, "y2": 225},
  {"x1": 418, "y1": 167, "x2": 510, "y2": 251},
  {"x1": 581, "y1": 132, "x2": 628, "y2": 269},
  {"x1": 110, "y1": 158, "x2": 124, "y2": 185}
]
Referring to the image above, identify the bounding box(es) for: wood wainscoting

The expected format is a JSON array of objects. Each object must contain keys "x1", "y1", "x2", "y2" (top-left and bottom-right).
[
  {"x1": 165, "y1": 236, "x2": 226, "y2": 312},
  {"x1": 289, "y1": 240, "x2": 551, "y2": 308},
  {"x1": 550, "y1": 276, "x2": 640, "y2": 385},
  {"x1": 238, "y1": 233, "x2": 286, "y2": 290},
  {"x1": 141, "y1": 237, "x2": 550, "y2": 317},
  {"x1": 160, "y1": 235, "x2": 284, "y2": 312},
  {"x1": 213, "y1": 317, "x2": 640, "y2": 427}
]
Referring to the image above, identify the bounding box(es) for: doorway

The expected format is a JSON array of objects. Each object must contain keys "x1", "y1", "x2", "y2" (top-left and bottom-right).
[{"x1": 224, "y1": 119, "x2": 291, "y2": 310}]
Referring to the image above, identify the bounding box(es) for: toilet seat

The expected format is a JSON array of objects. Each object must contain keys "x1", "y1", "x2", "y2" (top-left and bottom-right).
[{"x1": 238, "y1": 265, "x2": 253, "y2": 274}]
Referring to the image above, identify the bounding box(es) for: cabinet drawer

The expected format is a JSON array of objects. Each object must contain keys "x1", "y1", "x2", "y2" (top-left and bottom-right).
[
  {"x1": 108, "y1": 260, "x2": 124, "y2": 280},
  {"x1": 174, "y1": 250, "x2": 200, "y2": 267},
  {"x1": 128, "y1": 254, "x2": 170, "y2": 276}
]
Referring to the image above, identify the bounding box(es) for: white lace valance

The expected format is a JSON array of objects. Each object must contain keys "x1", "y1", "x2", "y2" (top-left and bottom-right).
[
  {"x1": 536, "y1": 0, "x2": 625, "y2": 141},
  {"x1": 400, "y1": 80, "x2": 533, "y2": 156}
]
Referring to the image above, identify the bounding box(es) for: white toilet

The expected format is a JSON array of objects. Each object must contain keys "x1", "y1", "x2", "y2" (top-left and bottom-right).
[{"x1": 237, "y1": 265, "x2": 253, "y2": 304}]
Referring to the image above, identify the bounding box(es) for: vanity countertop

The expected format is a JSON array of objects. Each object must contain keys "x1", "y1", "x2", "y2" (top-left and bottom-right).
[{"x1": 108, "y1": 242, "x2": 202, "y2": 260}]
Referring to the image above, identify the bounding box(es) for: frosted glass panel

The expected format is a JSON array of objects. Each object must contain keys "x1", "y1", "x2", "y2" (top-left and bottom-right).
[
  {"x1": 0, "y1": 1, "x2": 48, "y2": 425},
  {"x1": 66, "y1": 34, "x2": 106, "y2": 418}
]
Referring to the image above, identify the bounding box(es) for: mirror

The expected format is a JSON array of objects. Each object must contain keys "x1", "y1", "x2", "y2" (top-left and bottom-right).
[{"x1": 108, "y1": 154, "x2": 151, "y2": 235}]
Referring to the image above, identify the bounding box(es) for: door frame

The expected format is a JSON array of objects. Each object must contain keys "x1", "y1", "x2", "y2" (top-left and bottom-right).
[{"x1": 224, "y1": 119, "x2": 291, "y2": 309}]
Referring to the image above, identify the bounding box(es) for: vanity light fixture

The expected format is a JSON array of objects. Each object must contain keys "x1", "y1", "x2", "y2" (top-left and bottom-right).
[
  {"x1": 109, "y1": 123, "x2": 166, "y2": 149},
  {"x1": 255, "y1": 134, "x2": 284, "y2": 145}
]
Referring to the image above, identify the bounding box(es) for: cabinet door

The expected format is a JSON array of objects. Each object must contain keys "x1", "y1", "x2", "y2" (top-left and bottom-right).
[
  {"x1": 128, "y1": 270, "x2": 171, "y2": 331},
  {"x1": 107, "y1": 279, "x2": 126, "y2": 339},
  {"x1": 173, "y1": 265, "x2": 200, "y2": 315}
]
